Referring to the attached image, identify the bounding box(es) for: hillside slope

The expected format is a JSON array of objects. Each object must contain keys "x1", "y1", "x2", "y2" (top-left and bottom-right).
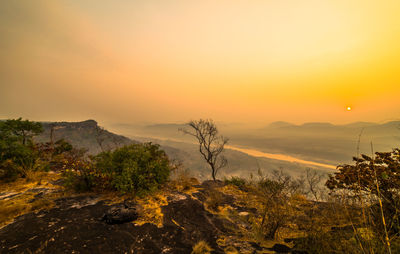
[{"x1": 35, "y1": 120, "x2": 134, "y2": 154}]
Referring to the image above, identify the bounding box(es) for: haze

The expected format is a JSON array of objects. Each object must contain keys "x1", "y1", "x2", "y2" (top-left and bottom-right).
[{"x1": 1, "y1": 0, "x2": 400, "y2": 125}]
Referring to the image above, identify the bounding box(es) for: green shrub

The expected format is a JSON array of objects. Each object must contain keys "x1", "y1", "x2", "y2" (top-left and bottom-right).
[
  {"x1": 93, "y1": 142, "x2": 171, "y2": 196},
  {"x1": 62, "y1": 155, "x2": 97, "y2": 192},
  {"x1": 224, "y1": 176, "x2": 246, "y2": 190},
  {"x1": 0, "y1": 159, "x2": 20, "y2": 182},
  {"x1": 0, "y1": 118, "x2": 43, "y2": 181}
]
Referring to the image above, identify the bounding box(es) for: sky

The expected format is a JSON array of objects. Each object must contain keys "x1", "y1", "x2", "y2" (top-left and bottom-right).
[{"x1": 1, "y1": 0, "x2": 400, "y2": 126}]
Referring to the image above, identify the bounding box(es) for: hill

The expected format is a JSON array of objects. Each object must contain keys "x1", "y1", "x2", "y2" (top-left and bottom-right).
[{"x1": 35, "y1": 120, "x2": 135, "y2": 154}]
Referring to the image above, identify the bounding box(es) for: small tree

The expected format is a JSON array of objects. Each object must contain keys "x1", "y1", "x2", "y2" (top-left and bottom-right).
[
  {"x1": 180, "y1": 119, "x2": 228, "y2": 181},
  {"x1": 0, "y1": 118, "x2": 43, "y2": 180},
  {"x1": 0, "y1": 117, "x2": 43, "y2": 145}
]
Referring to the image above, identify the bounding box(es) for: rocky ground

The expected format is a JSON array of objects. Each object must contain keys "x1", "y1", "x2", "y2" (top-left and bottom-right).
[{"x1": 0, "y1": 178, "x2": 303, "y2": 254}]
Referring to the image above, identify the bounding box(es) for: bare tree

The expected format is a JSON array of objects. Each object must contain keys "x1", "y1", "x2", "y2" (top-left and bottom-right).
[
  {"x1": 305, "y1": 168, "x2": 324, "y2": 201},
  {"x1": 180, "y1": 119, "x2": 228, "y2": 181}
]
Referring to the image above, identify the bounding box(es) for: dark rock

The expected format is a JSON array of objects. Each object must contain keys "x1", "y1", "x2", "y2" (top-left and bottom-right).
[
  {"x1": 162, "y1": 194, "x2": 230, "y2": 253},
  {"x1": 284, "y1": 238, "x2": 294, "y2": 243},
  {"x1": 248, "y1": 241, "x2": 263, "y2": 250},
  {"x1": 269, "y1": 243, "x2": 292, "y2": 253},
  {"x1": 0, "y1": 193, "x2": 232, "y2": 253},
  {"x1": 101, "y1": 203, "x2": 140, "y2": 225}
]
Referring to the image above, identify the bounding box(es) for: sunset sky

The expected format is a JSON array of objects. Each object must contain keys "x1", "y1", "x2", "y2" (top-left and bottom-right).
[{"x1": 1, "y1": 0, "x2": 400, "y2": 125}]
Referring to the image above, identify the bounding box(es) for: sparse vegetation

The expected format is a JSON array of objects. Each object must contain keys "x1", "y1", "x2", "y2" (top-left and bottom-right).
[{"x1": 224, "y1": 176, "x2": 246, "y2": 190}]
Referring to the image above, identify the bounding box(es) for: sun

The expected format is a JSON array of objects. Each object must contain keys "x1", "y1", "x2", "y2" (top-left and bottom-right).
[{"x1": 346, "y1": 106, "x2": 352, "y2": 111}]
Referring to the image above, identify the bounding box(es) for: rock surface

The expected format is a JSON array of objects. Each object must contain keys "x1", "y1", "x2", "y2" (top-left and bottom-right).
[
  {"x1": 0, "y1": 182, "x2": 300, "y2": 253},
  {"x1": 0, "y1": 192, "x2": 232, "y2": 253}
]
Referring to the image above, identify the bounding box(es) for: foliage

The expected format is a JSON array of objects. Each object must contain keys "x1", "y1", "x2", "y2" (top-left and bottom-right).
[
  {"x1": 0, "y1": 118, "x2": 43, "y2": 145},
  {"x1": 224, "y1": 176, "x2": 246, "y2": 190},
  {"x1": 326, "y1": 150, "x2": 400, "y2": 198},
  {"x1": 326, "y1": 149, "x2": 400, "y2": 236},
  {"x1": 92, "y1": 143, "x2": 171, "y2": 195},
  {"x1": 180, "y1": 119, "x2": 228, "y2": 181},
  {"x1": 62, "y1": 148, "x2": 98, "y2": 192},
  {"x1": 0, "y1": 118, "x2": 44, "y2": 181}
]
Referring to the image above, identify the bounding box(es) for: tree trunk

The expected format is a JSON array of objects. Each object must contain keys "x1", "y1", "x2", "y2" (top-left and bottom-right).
[{"x1": 211, "y1": 166, "x2": 216, "y2": 181}]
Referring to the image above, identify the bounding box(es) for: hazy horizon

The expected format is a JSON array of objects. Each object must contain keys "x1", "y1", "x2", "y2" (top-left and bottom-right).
[
  {"x1": 2, "y1": 117, "x2": 400, "y2": 131},
  {"x1": 1, "y1": 1, "x2": 400, "y2": 125}
]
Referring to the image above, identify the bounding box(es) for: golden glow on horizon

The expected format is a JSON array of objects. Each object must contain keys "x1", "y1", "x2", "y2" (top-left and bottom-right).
[{"x1": 0, "y1": 0, "x2": 399, "y2": 124}]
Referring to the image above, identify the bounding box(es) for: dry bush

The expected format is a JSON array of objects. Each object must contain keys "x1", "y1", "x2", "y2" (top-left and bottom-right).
[
  {"x1": 250, "y1": 169, "x2": 303, "y2": 240},
  {"x1": 169, "y1": 161, "x2": 198, "y2": 192}
]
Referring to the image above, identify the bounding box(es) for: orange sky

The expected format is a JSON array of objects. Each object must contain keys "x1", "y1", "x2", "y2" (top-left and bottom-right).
[{"x1": 1, "y1": 0, "x2": 399, "y2": 125}]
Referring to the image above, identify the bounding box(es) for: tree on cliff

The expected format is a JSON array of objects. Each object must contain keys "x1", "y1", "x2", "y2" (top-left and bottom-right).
[
  {"x1": 0, "y1": 118, "x2": 43, "y2": 180},
  {"x1": 180, "y1": 119, "x2": 228, "y2": 181}
]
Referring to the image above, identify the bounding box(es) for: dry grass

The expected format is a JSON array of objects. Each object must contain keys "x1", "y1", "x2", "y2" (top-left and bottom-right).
[
  {"x1": 0, "y1": 192, "x2": 56, "y2": 227},
  {"x1": 0, "y1": 171, "x2": 61, "y2": 193},
  {"x1": 168, "y1": 167, "x2": 200, "y2": 194},
  {"x1": 204, "y1": 191, "x2": 224, "y2": 212},
  {"x1": 134, "y1": 190, "x2": 168, "y2": 227},
  {"x1": 191, "y1": 240, "x2": 213, "y2": 254},
  {"x1": 0, "y1": 171, "x2": 62, "y2": 228}
]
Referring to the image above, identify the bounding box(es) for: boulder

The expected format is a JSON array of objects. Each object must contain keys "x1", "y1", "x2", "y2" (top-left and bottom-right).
[{"x1": 101, "y1": 201, "x2": 142, "y2": 224}]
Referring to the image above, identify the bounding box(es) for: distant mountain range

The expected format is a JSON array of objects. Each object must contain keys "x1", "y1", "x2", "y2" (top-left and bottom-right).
[
  {"x1": 264, "y1": 120, "x2": 400, "y2": 132},
  {"x1": 110, "y1": 120, "x2": 400, "y2": 166},
  {"x1": 30, "y1": 119, "x2": 400, "y2": 181}
]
